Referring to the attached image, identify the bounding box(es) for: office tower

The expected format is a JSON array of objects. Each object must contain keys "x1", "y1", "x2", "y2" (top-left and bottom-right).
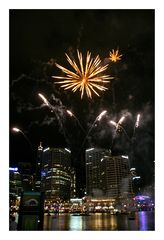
[
  {"x1": 9, "y1": 167, "x2": 22, "y2": 200},
  {"x1": 35, "y1": 142, "x2": 43, "y2": 191},
  {"x1": 85, "y1": 148, "x2": 133, "y2": 199},
  {"x1": 17, "y1": 162, "x2": 34, "y2": 191},
  {"x1": 41, "y1": 147, "x2": 76, "y2": 201}
]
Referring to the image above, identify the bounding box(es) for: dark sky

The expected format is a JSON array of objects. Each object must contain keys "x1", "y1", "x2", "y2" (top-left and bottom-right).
[{"x1": 10, "y1": 9, "x2": 154, "y2": 192}]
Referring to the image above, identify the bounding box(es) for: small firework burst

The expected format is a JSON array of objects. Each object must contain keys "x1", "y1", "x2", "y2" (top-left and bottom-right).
[
  {"x1": 52, "y1": 50, "x2": 113, "y2": 99},
  {"x1": 109, "y1": 49, "x2": 122, "y2": 62}
]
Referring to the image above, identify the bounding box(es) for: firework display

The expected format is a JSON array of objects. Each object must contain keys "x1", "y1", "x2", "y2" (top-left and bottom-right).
[
  {"x1": 109, "y1": 49, "x2": 122, "y2": 62},
  {"x1": 38, "y1": 93, "x2": 50, "y2": 106},
  {"x1": 135, "y1": 114, "x2": 141, "y2": 128},
  {"x1": 52, "y1": 50, "x2": 113, "y2": 99}
]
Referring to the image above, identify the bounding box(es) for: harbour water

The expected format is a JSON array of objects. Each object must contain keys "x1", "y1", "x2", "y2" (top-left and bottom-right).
[{"x1": 43, "y1": 211, "x2": 154, "y2": 231}]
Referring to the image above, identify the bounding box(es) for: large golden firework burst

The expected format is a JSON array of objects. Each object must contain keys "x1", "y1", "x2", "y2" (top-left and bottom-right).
[
  {"x1": 52, "y1": 50, "x2": 113, "y2": 99},
  {"x1": 109, "y1": 49, "x2": 122, "y2": 62}
]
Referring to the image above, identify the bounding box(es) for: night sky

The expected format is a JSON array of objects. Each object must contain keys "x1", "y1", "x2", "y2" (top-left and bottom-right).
[{"x1": 10, "y1": 9, "x2": 154, "y2": 194}]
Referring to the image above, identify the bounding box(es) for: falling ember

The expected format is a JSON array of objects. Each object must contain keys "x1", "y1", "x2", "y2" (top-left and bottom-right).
[
  {"x1": 52, "y1": 50, "x2": 113, "y2": 99},
  {"x1": 109, "y1": 49, "x2": 122, "y2": 62},
  {"x1": 135, "y1": 114, "x2": 141, "y2": 128}
]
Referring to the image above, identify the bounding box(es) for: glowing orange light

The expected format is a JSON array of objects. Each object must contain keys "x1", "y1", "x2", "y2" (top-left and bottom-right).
[
  {"x1": 52, "y1": 50, "x2": 113, "y2": 99},
  {"x1": 109, "y1": 49, "x2": 122, "y2": 62}
]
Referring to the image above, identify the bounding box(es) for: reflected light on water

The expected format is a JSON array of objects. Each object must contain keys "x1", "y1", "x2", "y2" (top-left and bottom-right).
[
  {"x1": 43, "y1": 211, "x2": 154, "y2": 231},
  {"x1": 94, "y1": 213, "x2": 102, "y2": 229},
  {"x1": 109, "y1": 215, "x2": 117, "y2": 230},
  {"x1": 139, "y1": 211, "x2": 147, "y2": 230},
  {"x1": 69, "y1": 215, "x2": 82, "y2": 231}
]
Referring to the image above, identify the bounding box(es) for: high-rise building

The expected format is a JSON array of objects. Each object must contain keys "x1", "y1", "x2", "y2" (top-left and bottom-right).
[
  {"x1": 9, "y1": 167, "x2": 22, "y2": 200},
  {"x1": 85, "y1": 148, "x2": 133, "y2": 199},
  {"x1": 17, "y1": 162, "x2": 34, "y2": 191},
  {"x1": 9, "y1": 163, "x2": 34, "y2": 199},
  {"x1": 41, "y1": 147, "x2": 76, "y2": 202},
  {"x1": 35, "y1": 142, "x2": 43, "y2": 191}
]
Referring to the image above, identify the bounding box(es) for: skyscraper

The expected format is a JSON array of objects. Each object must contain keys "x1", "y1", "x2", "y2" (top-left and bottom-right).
[
  {"x1": 85, "y1": 148, "x2": 133, "y2": 199},
  {"x1": 9, "y1": 167, "x2": 22, "y2": 200},
  {"x1": 35, "y1": 142, "x2": 43, "y2": 191},
  {"x1": 41, "y1": 147, "x2": 76, "y2": 202}
]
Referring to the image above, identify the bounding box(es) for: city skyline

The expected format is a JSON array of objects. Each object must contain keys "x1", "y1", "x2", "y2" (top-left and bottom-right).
[{"x1": 10, "y1": 9, "x2": 154, "y2": 194}]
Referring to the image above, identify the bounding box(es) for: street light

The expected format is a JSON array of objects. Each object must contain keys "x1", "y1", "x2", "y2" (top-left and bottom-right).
[
  {"x1": 12, "y1": 127, "x2": 37, "y2": 192},
  {"x1": 12, "y1": 127, "x2": 20, "y2": 132},
  {"x1": 12, "y1": 127, "x2": 32, "y2": 150}
]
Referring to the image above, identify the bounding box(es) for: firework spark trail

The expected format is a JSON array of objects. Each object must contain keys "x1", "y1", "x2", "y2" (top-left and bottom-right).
[
  {"x1": 66, "y1": 110, "x2": 86, "y2": 134},
  {"x1": 109, "y1": 115, "x2": 131, "y2": 145},
  {"x1": 76, "y1": 24, "x2": 83, "y2": 49},
  {"x1": 110, "y1": 120, "x2": 117, "y2": 127},
  {"x1": 38, "y1": 93, "x2": 50, "y2": 107},
  {"x1": 132, "y1": 113, "x2": 141, "y2": 139},
  {"x1": 118, "y1": 116, "x2": 125, "y2": 125},
  {"x1": 110, "y1": 121, "x2": 118, "y2": 149},
  {"x1": 110, "y1": 115, "x2": 125, "y2": 130},
  {"x1": 11, "y1": 74, "x2": 27, "y2": 87},
  {"x1": 46, "y1": 94, "x2": 71, "y2": 144},
  {"x1": 135, "y1": 114, "x2": 141, "y2": 128},
  {"x1": 38, "y1": 92, "x2": 71, "y2": 145},
  {"x1": 79, "y1": 110, "x2": 107, "y2": 153},
  {"x1": 45, "y1": 94, "x2": 88, "y2": 146},
  {"x1": 97, "y1": 110, "x2": 107, "y2": 121},
  {"x1": 11, "y1": 71, "x2": 59, "y2": 113},
  {"x1": 109, "y1": 111, "x2": 143, "y2": 153},
  {"x1": 52, "y1": 50, "x2": 113, "y2": 99},
  {"x1": 11, "y1": 73, "x2": 50, "y2": 88}
]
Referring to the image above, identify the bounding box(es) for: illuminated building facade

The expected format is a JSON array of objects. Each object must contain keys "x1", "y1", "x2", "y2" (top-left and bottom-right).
[
  {"x1": 130, "y1": 167, "x2": 141, "y2": 194},
  {"x1": 35, "y1": 142, "x2": 43, "y2": 191},
  {"x1": 41, "y1": 147, "x2": 76, "y2": 201},
  {"x1": 18, "y1": 162, "x2": 34, "y2": 191},
  {"x1": 9, "y1": 167, "x2": 22, "y2": 199},
  {"x1": 9, "y1": 163, "x2": 34, "y2": 201},
  {"x1": 85, "y1": 148, "x2": 133, "y2": 199}
]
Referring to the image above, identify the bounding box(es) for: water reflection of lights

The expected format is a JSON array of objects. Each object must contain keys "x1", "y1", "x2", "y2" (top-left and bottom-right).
[
  {"x1": 70, "y1": 215, "x2": 82, "y2": 231},
  {"x1": 43, "y1": 211, "x2": 154, "y2": 230},
  {"x1": 94, "y1": 213, "x2": 102, "y2": 229},
  {"x1": 139, "y1": 211, "x2": 147, "y2": 230},
  {"x1": 93, "y1": 213, "x2": 117, "y2": 230},
  {"x1": 135, "y1": 212, "x2": 139, "y2": 228},
  {"x1": 109, "y1": 215, "x2": 117, "y2": 230}
]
